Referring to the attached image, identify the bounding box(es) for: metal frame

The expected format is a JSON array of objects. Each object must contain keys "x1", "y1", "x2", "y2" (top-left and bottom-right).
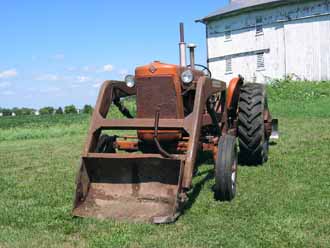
[{"x1": 73, "y1": 76, "x2": 227, "y2": 223}]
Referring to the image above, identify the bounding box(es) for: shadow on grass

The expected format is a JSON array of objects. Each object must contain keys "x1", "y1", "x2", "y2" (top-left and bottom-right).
[
  {"x1": 238, "y1": 140, "x2": 277, "y2": 166},
  {"x1": 269, "y1": 141, "x2": 278, "y2": 146},
  {"x1": 183, "y1": 151, "x2": 215, "y2": 212}
]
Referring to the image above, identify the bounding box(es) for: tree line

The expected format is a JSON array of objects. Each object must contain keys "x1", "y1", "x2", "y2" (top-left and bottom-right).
[{"x1": 0, "y1": 104, "x2": 93, "y2": 116}]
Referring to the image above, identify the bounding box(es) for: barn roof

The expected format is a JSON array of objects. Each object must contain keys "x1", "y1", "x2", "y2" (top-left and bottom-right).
[{"x1": 197, "y1": 0, "x2": 295, "y2": 23}]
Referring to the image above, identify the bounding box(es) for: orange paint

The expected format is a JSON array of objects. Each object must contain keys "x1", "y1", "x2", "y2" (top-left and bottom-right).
[
  {"x1": 135, "y1": 61, "x2": 180, "y2": 78},
  {"x1": 226, "y1": 77, "x2": 243, "y2": 110},
  {"x1": 135, "y1": 61, "x2": 184, "y2": 143}
]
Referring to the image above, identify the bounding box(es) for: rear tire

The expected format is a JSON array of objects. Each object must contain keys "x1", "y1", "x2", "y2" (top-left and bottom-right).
[
  {"x1": 238, "y1": 83, "x2": 269, "y2": 165},
  {"x1": 95, "y1": 134, "x2": 117, "y2": 153},
  {"x1": 214, "y1": 135, "x2": 238, "y2": 201}
]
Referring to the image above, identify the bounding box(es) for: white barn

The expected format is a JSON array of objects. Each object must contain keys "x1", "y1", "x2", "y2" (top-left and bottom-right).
[{"x1": 198, "y1": 0, "x2": 330, "y2": 83}]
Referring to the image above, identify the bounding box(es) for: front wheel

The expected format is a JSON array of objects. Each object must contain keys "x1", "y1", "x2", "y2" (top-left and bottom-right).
[
  {"x1": 95, "y1": 134, "x2": 117, "y2": 153},
  {"x1": 214, "y1": 135, "x2": 238, "y2": 201}
]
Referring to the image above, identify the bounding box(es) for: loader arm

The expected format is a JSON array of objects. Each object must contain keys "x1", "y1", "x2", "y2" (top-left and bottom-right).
[
  {"x1": 84, "y1": 80, "x2": 136, "y2": 155},
  {"x1": 182, "y1": 76, "x2": 226, "y2": 189}
]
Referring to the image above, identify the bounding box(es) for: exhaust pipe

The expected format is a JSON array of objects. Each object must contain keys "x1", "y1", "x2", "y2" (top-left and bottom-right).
[
  {"x1": 187, "y1": 43, "x2": 197, "y2": 69},
  {"x1": 179, "y1": 23, "x2": 187, "y2": 67}
]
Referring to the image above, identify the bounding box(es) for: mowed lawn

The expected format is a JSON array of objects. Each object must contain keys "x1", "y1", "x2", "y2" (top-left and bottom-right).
[{"x1": 0, "y1": 81, "x2": 330, "y2": 248}]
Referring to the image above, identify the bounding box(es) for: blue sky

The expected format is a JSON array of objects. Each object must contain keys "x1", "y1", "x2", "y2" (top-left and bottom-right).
[{"x1": 0, "y1": 0, "x2": 227, "y2": 109}]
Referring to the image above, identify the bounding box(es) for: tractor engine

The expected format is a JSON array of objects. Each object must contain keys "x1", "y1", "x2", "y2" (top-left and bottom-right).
[{"x1": 133, "y1": 61, "x2": 203, "y2": 143}]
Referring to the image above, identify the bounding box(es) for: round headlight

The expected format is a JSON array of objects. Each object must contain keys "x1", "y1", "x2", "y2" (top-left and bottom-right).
[
  {"x1": 125, "y1": 75, "x2": 135, "y2": 88},
  {"x1": 181, "y1": 70, "x2": 194, "y2": 84}
]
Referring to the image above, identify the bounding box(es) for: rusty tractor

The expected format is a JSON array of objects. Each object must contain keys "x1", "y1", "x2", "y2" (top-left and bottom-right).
[{"x1": 72, "y1": 23, "x2": 278, "y2": 224}]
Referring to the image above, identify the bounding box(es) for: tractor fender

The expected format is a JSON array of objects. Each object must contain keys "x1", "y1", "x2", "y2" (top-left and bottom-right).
[{"x1": 226, "y1": 77, "x2": 244, "y2": 115}]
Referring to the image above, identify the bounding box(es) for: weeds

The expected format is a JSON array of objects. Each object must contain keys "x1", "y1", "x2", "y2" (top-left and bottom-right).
[{"x1": 0, "y1": 80, "x2": 330, "y2": 247}]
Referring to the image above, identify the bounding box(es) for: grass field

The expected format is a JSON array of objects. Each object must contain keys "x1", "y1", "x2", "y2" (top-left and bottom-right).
[{"x1": 1, "y1": 80, "x2": 330, "y2": 247}]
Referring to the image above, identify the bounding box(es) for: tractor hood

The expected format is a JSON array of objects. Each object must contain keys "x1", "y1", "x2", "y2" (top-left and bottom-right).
[{"x1": 135, "y1": 61, "x2": 182, "y2": 79}]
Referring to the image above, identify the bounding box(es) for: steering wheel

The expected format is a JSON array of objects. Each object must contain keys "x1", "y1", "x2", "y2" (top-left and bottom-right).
[{"x1": 188, "y1": 64, "x2": 212, "y2": 78}]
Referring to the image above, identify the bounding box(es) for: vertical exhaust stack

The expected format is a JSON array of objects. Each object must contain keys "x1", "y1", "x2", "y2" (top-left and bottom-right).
[
  {"x1": 179, "y1": 23, "x2": 187, "y2": 67},
  {"x1": 187, "y1": 43, "x2": 197, "y2": 70}
]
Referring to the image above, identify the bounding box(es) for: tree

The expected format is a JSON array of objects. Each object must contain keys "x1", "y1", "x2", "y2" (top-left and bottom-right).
[
  {"x1": 82, "y1": 104, "x2": 93, "y2": 114},
  {"x1": 55, "y1": 107, "x2": 64, "y2": 115},
  {"x1": 12, "y1": 107, "x2": 22, "y2": 116},
  {"x1": 64, "y1": 105, "x2": 78, "y2": 114},
  {"x1": 39, "y1": 106, "x2": 54, "y2": 115},
  {"x1": 21, "y1": 108, "x2": 35, "y2": 115},
  {"x1": 0, "y1": 108, "x2": 12, "y2": 116}
]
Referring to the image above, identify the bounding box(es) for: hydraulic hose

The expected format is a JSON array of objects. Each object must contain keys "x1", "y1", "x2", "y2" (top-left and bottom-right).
[
  {"x1": 153, "y1": 108, "x2": 175, "y2": 159},
  {"x1": 113, "y1": 98, "x2": 133, "y2": 119}
]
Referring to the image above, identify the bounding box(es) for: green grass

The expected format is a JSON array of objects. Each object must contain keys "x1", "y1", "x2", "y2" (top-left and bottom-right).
[{"x1": 1, "y1": 80, "x2": 330, "y2": 247}]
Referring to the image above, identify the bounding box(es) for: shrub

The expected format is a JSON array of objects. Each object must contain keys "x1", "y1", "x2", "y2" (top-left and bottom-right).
[
  {"x1": 55, "y1": 107, "x2": 64, "y2": 115},
  {"x1": 64, "y1": 105, "x2": 78, "y2": 114},
  {"x1": 82, "y1": 105, "x2": 93, "y2": 114},
  {"x1": 39, "y1": 107, "x2": 55, "y2": 115}
]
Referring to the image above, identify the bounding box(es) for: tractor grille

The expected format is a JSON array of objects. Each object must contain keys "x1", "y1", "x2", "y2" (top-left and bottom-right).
[{"x1": 136, "y1": 77, "x2": 178, "y2": 119}]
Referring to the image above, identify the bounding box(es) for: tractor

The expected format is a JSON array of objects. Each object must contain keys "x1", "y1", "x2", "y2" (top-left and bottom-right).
[{"x1": 72, "y1": 23, "x2": 278, "y2": 224}]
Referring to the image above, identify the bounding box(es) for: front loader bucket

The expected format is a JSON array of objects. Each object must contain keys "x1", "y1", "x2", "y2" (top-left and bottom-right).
[{"x1": 72, "y1": 154, "x2": 183, "y2": 224}]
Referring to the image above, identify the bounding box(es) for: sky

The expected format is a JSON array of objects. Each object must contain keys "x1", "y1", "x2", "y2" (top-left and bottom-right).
[{"x1": 0, "y1": 0, "x2": 227, "y2": 109}]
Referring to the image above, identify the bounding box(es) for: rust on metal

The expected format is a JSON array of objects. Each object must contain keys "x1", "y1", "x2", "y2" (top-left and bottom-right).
[
  {"x1": 72, "y1": 23, "x2": 277, "y2": 224},
  {"x1": 73, "y1": 157, "x2": 183, "y2": 223},
  {"x1": 73, "y1": 74, "x2": 226, "y2": 223}
]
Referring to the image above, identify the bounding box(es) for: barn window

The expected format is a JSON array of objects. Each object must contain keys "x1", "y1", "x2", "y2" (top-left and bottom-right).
[
  {"x1": 225, "y1": 25, "x2": 231, "y2": 41},
  {"x1": 225, "y1": 58, "x2": 232, "y2": 73},
  {"x1": 256, "y1": 17, "x2": 263, "y2": 35},
  {"x1": 257, "y1": 53, "x2": 265, "y2": 69}
]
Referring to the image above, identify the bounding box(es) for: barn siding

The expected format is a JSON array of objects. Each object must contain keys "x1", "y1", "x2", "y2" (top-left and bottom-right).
[{"x1": 206, "y1": 0, "x2": 330, "y2": 83}]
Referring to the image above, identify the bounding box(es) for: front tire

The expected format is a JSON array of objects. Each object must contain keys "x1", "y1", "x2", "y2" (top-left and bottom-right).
[
  {"x1": 214, "y1": 135, "x2": 238, "y2": 201},
  {"x1": 95, "y1": 134, "x2": 117, "y2": 153}
]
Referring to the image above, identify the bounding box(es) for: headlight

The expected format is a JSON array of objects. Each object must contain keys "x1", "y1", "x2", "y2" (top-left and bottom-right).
[
  {"x1": 125, "y1": 75, "x2": 135, "y2": 88},
  {"x1": 181, "y1": 70, "x2": 194, "y2": 84}
]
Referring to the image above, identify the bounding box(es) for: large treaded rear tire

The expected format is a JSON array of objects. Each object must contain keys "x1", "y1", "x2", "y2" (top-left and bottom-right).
[{"x1": 238, "y1": 83, "x2": 269, "y2": 165}]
